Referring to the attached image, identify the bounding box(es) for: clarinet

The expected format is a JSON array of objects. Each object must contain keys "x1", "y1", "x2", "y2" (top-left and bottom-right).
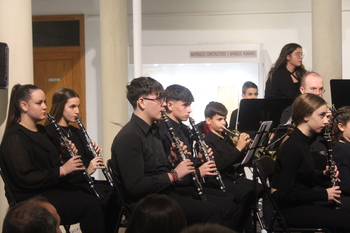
[
  {"x1": 188, "y1": 117, "x2": 226, "y2": 192},
  {"x1": 324, "y1": 127, "x2": 340, "y2": 210},
  {"x1": 76, "y1": 116, "x2": 114, "y2": 187},
  {"x1": 46, "y1": 113, "x2": 104, "y2": 200},
  {"x1": 161, "y1": 112, "x2": 206, "y2": 201}
]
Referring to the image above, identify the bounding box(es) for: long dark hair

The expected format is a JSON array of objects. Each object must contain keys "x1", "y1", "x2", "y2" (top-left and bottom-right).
[
  {"x1": 267, "y1": 43, "x2": 306, "y2": 81},
  {"x1": 4, "y1": 84, "x2": 43, "y2": 135},
  {"x1": 330, "y1": 106, "x2": 350, "y2": 143},
  {"x1": 43, "y1": 88, "x2": 79, "y2": 126}
]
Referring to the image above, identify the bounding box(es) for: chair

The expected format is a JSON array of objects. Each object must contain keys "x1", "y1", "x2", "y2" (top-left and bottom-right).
[
  {"x1": 1, "y1": 166, "x2": 72, "y2": 232},
  {"x1": 107, "y1": 159, "x2": 132, "y2": 233},
  {"x1": 0, "y1": 166, "x2": 17, "y2": 207},
  {"x1": 252, "y1": 156, "x2": 329, "y2": 233}
]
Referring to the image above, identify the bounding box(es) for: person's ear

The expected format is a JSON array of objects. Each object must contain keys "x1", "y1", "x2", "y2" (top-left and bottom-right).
[
  {"x1": 241, "y1": 93, "x2": 245, "y2": 99},
  {"x1": 286, "y1": 54, "x2": 291, "y2": 61},
  {"x1": 20, "y1": 101, "x2": 28, "y2": 113},
  {"x1": 167, "y1": 101, "x2": 174, "y2": 112},
  {"x1": 300, "y1": 86, "x2": 305, "y2": 94},
  {"x1": 137, "y1": 97, "x2": 146, "y2": 110},
  {"x1": 303, "y1": 115, "x2": 310, "y2": 122},
  {"x1": 205, "y1": 117, "x2": 211, "y2": 125},
  {"x1": 338, "y1": 123, "x2": 346, "y2": 132}
]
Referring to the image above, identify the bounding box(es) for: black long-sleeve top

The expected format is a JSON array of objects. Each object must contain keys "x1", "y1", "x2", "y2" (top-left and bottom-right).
[
  {"x1": 271, "y1": 128, "x2": 329, "y2": 209},
  {"x1": 333, "y1": 140, "x2": 350, "y2": 196},
  {"x1": 265, "y1": 66, "x2": 300, "y2": 99},
  {"x1": 0, "y1": 124, "x2": 61, "y2": 203},
  {"x1": 158, "y1": 118, "x2": 203, "y2": 184},
  {"x1": 46, "y1": 124, "x2": 94, "y2": 167},
  {"x1": 204, "y1": 131, "x2": 244, "y2": 179},
  {"x1": 110, "y1": 114, "x2": 172, "y2": 203},
  {"x1": 45, "y1": 124, "x2": 94, "y2": 185}
]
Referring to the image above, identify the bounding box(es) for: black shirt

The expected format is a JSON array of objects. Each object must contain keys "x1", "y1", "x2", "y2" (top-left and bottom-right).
[
  {"x1": 271, "y1": 128, "x2": 328, "y2": 209},
  {"x1": 333, "y1": 140, "x2": 350, "y2": 196},
  {"x1": 265, "y1": 66, "x2": 301, "y2": 99},
  {"x1": 204, "y1": 131, "x2": 244, "y2": 179},
  {"x1": 0, "y1": 124, "x2": 61, "y2": 202},
  {"x1": 228, "y1": 109, "x2": 238, "y2": 130},
  {"x1": 111, "y1": 114, "x2": 171, "y2": 203}
]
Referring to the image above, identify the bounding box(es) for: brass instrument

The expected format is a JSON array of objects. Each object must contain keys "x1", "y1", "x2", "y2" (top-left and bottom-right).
[
  {"x1": 47, "y1": 113, "x2": 104, "y2": 200},
  {"x1": 76, "y1": 116, "x2": 114, "y2": 187},
  {"x1": 222, "y1": 126, "x2": 240, "y2": 138}
]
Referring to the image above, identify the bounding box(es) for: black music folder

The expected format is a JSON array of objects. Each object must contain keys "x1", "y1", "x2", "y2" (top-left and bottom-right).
[
  {"x1": 236, "y1": 98, "x2": 293, "y2": 132},
  {"x1": 330, "y1": 79, "x2": 350, "y2": 109}
]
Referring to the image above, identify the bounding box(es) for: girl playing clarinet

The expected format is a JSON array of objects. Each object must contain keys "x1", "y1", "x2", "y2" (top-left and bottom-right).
[
  {"x1": 0, "y1": 84, "x2": 105, "y2": 233},
  {"x1": 331, "y1": 106, "x2": 350, "y2": 212},
  {"x1": 271, "y1": 93, "x2": 350, "y2": 231},
  {"x1": 44, "y1": 87, "x2": 118, "y2": 232}
]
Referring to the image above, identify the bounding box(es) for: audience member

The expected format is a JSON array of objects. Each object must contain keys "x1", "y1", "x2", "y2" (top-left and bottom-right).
[
  {"x1": 125, "y1": 194, "x2": 187, "y2": 233},
  {"x1": 2, "y1": 196, "x2": 61, "y2": 233},
  {"x1": 180, "y1": 223, "x2": 237, "y2": 233}
]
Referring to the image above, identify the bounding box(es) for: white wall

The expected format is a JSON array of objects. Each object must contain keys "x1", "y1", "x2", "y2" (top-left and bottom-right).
[{"x1": 1, "y1": 0, "x2": 350, "y2": 228}]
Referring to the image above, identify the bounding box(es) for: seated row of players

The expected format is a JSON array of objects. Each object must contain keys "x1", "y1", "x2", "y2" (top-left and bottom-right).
[{"x1": 110, "y1": 77, "x2": 266, "y2": 232}]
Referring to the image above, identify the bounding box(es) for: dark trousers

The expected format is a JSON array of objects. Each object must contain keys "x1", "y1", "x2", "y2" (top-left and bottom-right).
[
  {"x1": 223, "y1": 176, "x2": 257, "y2": 233},
  {"x1": 169, "y1": 187, "x2": 239, "y2": 229},
  {"x1": 42, "y1": 189, "x2": 105, "y2": 233},
  {"x1": 282, "y1": 203, "x2": 350, "y2": 232}
]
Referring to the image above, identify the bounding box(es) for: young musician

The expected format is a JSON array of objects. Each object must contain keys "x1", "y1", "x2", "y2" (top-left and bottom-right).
[
  {"x1": 203, "y1": 101, "x2": 259, "y2": 232},
  {"x1": 44, "y1": 88, "x2": 117, "y2": 233},
  {"x1": 44, "y1": 88, "x2": 105, "y2": 179},
  {"x1": 265, "y1": 43, "x2": 307, "y2": 99},
  {"x1": 158, "y1": 84, "x2": 244, "y2": 231},
  {"x1": 110, "y1": 77, "x2": 238, "y2": 228},
  {"x1": 331, "y1": 106, "x2": 350, "y2": 211},
  {"x1": 0, "y1": 84, "x2": 105, "y2": 233},
  {"x1": 271, "y1": 93, "x2": 350, "y2": 231},
  {"x1": 228, "y1": 81, "x2": 258, "y2": 130}
]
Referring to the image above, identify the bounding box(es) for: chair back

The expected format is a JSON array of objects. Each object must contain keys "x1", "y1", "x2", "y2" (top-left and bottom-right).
[
  {"x1": 107, "y1": 159, "x2": 131, "y2": 233},
  {"x1": 253, "y1": 156, "x2": 329, "y2": 233},
  {"x1": 0, "y1": 166, "x2": 17, "y2": 207},
  {"x1": 253, "y1": 155, "x2": 290, "y2": 233}
]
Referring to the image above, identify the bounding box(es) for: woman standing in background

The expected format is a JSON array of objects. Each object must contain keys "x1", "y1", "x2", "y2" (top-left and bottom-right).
[{"x1": 265, "y1": 43, "x2": 307, "y2": 99}]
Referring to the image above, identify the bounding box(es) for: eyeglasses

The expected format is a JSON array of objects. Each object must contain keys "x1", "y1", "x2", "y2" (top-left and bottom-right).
[
  {"x1": 143, "y1": 97, "x2": 165, "y2": 104},
  {"x1": 291, "y1": 53, "x2": 305, "y2": 58},
  {"x1": 307, "y1": 87, "x2": 326, "y2": 93}
]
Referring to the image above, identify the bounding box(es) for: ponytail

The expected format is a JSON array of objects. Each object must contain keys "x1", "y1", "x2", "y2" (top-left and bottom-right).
[{"x1": 4, "y1": 84, "x2": 42, "y2": 135}]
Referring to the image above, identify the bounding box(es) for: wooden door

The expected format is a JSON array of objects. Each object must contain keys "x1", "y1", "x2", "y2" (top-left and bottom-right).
[
  {"x1": 33, "y1": 15, "x2": 86, "y2": 125},
  {"x1": 33, "y1": 50, "x2": 86, "y2": 124}
]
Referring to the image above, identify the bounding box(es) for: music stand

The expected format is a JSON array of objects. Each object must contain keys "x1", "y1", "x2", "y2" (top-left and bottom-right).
[
  {"x1": 241, "y1": 121, "x2": 273, "y2": 165},
  {"x1": 330, "y1": 79, "x2": 350, "y2": 109},
  {"x1": 265, "y1": 124, "x2": 289, "y2": 152},
  {"x1": 237, "y1": 99, "x2": 293, "y2": 132}
]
